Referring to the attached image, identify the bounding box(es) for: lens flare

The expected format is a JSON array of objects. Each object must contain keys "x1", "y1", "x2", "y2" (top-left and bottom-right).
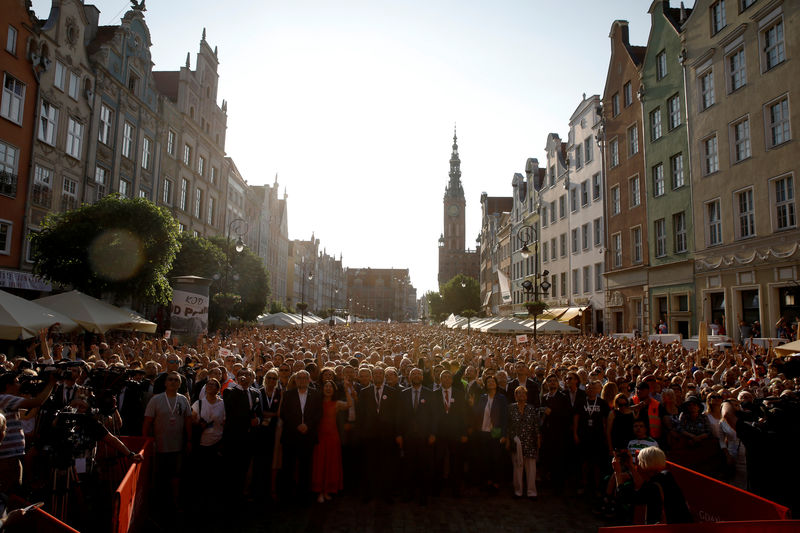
[{"x1": 88, "y1": 229, "x2": 144, "y2": 281}]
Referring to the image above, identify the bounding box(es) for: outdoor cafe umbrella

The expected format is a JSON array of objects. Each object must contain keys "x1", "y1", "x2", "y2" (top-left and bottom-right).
[
  {"x1": 0, "y1": 289, "x2": 79, "y2": 340},
  {"x1": 36, "y1": 290, "x2": 156, "y2": 334}
]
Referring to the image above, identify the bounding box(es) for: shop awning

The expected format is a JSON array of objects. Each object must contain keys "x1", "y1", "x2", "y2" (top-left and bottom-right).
[{"x1": 557, "y1": 306, "x2": 586, "y2": 323}]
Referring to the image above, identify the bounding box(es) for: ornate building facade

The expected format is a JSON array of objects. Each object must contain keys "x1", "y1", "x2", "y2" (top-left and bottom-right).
[{"x1": 438, "y1": 128, "x2": 479, "y2": 286}]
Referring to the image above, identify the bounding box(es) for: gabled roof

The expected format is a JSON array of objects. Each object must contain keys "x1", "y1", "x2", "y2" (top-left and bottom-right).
[
  {"x1": 87, "y1": 25, "x2": 117, "y2": 55},
  {"x1": 664, "y1": 5, "x2": 691, "y2": 32},
  {"x1": 153, "y1": 71, "x2": 179, "y2": 101}
]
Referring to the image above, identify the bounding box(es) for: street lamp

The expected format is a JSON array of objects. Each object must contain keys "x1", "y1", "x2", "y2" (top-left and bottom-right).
[{"x1": 517, "y1": 223, "x2": 551, "y2": 343}]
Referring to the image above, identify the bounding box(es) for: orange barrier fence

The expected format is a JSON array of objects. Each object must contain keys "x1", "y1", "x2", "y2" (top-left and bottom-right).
[
  {"x1": 8, "y1": 495, "x2": 80, "y2": 533},
  {"x1": 111, "y1": 436, "x2": 154, "y2": 533},
  {"x1": 599, "y1": 520, "x2": 800, "y2": 533},
  {"x1": 667, "y1": 461, "x2": 790, "y2": 523}
]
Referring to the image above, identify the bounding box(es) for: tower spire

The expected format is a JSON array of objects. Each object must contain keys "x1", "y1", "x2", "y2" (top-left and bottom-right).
[{"x1": 445, "y1": 127, "x2": 463, "y2": 198}]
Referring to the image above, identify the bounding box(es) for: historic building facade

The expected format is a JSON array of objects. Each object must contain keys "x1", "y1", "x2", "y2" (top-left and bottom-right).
[
  {"x1": 438, "y1": 129, "x2": 479, "y2": 286},
  {"x1": 642, "y1": 1, "x2": 696, "y2": 338},
  {"x1": 602, "y1": 20, "x2": 650, "y2": 334},
  {"x1": 684, "y1": 0, "x2": 799, "y2": 340},
  {"x1": 479, "y1": 194, "x2": 512, "y2": 315},
  {"x1": 540, "y1": 133, "x2": 570, "y2": 311},
  {"x1": 347, "y1": 267, "x2": 416, "y2": 321}
]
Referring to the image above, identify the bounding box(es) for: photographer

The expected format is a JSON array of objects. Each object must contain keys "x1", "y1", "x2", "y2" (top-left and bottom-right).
[{"x1": 0, "y1": 370, "x2": 57, "y2": 493}]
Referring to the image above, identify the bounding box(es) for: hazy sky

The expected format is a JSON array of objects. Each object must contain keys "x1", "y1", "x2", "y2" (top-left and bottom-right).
[{"x1": 32, "y1": 0, "x2": 652, "y2": 297}]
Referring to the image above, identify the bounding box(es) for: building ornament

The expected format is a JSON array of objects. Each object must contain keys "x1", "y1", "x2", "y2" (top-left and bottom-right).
[{"x1": 695, "y1": 242, "x2": 800, "y2": 272}]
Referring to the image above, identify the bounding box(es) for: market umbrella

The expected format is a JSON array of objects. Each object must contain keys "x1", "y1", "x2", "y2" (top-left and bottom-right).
[
  {"x1": 36, "y1": 290, "x2": 156, "y2": 334},
  {"x1": 774, "y1": 339, "x2": 800, "y2": 356},
  {"x1": 0, "y1": 289, "x2": 79, "y2": 340}
]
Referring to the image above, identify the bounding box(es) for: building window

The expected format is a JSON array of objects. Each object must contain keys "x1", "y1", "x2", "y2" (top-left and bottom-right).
[
  {"x1": 611, "y1": 185, "x2": 621, "y2": 215},
  {"x1": 542, "y1": 241, "x2": 549, "y2": 262},
  {"x1": 560, "y1": 233, "x2": 567, "y2": 258},
  {"x1": 138, "y1": 189, "x2": 148, "y2": 199},
  {"x1": 653, "y1": 164, "x2": 665, "y2": 197},
  {"x1": 581, "y1": 180, "x2": 589, "y2": 206},
  {"x1": 740, "y1": 0, "x2": 756, "y2": 10},
  {"x1": 54, "y1": 61, "x2": 67, "y2": 91},
  {"x1": 560, "y1": 273, "x2": 567, "y2": 297},
  {"x1": 628, "y1": 124, "x2": 639, "y2": 155},
  {"x1": 0, "y1": 142, "x2": 18, "y2": 197},
  {"x1": 550, "y1": 201, "x2": 556, "y2": 224},
  {"x1": 612, "y1": 93, "x2": 620, "y2": 117},
  {"x1": 167, "y1": 130, "x2": 176, "y2": 156},
  {"x1": 582, "y1": 223, "x2": 590, "y2": 250},
  {"x1": 612, "y1": 233, "x2": 622, "y2": 268},
  {"x1": 38, "y1": 101, "x2": 58, "y2": 145},
  {"x1": 699, "y1": 69, "x2": 715, "y2": 110},
  {"x1": 65, "y1": 117, "x2": 83, "y2": 159},
  {"x1": 572, "y1": 269, "x2": 579, "y2": 295},
  {"x1": 1, "y1": 74, "x2": 25, "y2": 124},
  {"x1": 773, "y1": 175, "x2": 796, "y2": 230},
  {"x1": 0, "y1": 220, "x2": 11, "y2": 255},
  {"x1": 68, "y1": 72, "x2": 80, "y2": 100},
  {"x1": 763, "y1": 18, "x2": 785, "y2": 71},
  {"x1": 736, "y1": 188, "x2": 755, "y2": 239},
  {"x1": 667, "y1": 94, "x2": 681, "y2": 130},
  {"x1": 571, "y1": 228, "x2": 579, "y2": 254},
  {"x1": 656, "y1": 50, "x2": 667, "y2": 80},
  {"x1": 559, "y1": 194, "x2": 566, "y2": 219},
  {"x1": 210, "y1": 167, "x2": 217, "y2": 186},
  {"x1": 674, "y1": 212, "x2": 687, "y2": 253},
  {"x1": 127, "y1": 71, "x2": 140, "y2": 95},
  {"x1": 95, "y1": 166, "x2": 107, "y2": 200},
  {"x1": 98, "y1": 104, "x2": 113, "y2": 145},
  {"x1": 198, "y1": 156, "x2": 205, "y2": 177},
  {"x1": 670, "y1": 153, "x2": 684, "y2": 189},
  {"x1": 703, "y1": 135, "x2": 719, "y2": 175},
  {"x1": 6, "y1": 25, "x2": 17, "y2": 55},
  {"x1": 61, "y1": 177, "x2": 78, "y2": 212},
  {"x1": 766, "y1": 96, "x2": 790, "y2": 148},
  {"x1": 610, "y1": 138, "x2": 619, "y2": 167},
  {"x1": 595, "y1": 263, "x2": 603, "y2": 292},
  {"x1": 707, "y1": 199, "x2": 722, "y2": 246},
  {"x1": 731, "y1": 117, "x2": 751, "y2": 162},
  {"x1": 163, "y1": 178, "x2": 173, "y2": 206},
  {"x1": 570, "y1": 188, "x2": 578, "y2": 213},
  {"x1": 623, "y1": 82, "x2": 632, "y2": 107},
  {"x1": 142, "y1": 136, "x2": 152, "y2": 169},
  {"x1": 630, "y1": 175, "x2": 641, "y2": 207},
  {"x1": 711, "y1": 1, "x2": 726, "y2": 35},
  {"x1": 183, "y1": 144, "x2": 191, "y2": 166},
  {"x1": 650, "y1": 108, "x2": 662, "y2": 141},
  {"x1": 180, "y1": 178, "x2": 189, "y2": 211},
  {"x1": 592, "y1": 173, "x2": 601, "y2": 200},
  {"x1": 119, "y1": 178, "x2": 130, "y2": 198},
  {"x1": 550, "y1": 238, "x2": 556, "y2": 259},
  {"x1": 549, "y1": 165, "x2": 555, "y2": 187},
  {"x1": 583, "y1": 266, "x2": 591, "y2": 294},
  {"x1": 122, "y1": 122, "x2": 134, "y2": 159},
  {"x1": 194, "y1": 188, "x2": 203, "y2": 218},
  {"x1": 594, "y1": 217, "x2": 602, "y2": 247},
  {"x1": 207, "y1": 196, "x2": 215, "y2": 225},
  {"x1": 178, "y1": 223, "x2": 186, "y2": 233},
  {"x1": 727, "y1": 47, "x2": 746, "y2": 92},
  {"x1": 541, "y1": 205, "x2": 548, "y2": 227},
  {"x1": 574, "y1": 144, "x2": 582, "y2": 169},
  {"x1": 632, "y1": 227, "x2": 643, "y2": 263},
  {"x1": 585, "y1": 137, "x2": 593, "y2": 162},
  {"x1": 654, "y1": 219, "x2": 667, "y2": 257},
  {"x1": 33, "y1": 165, "x2": 52, "y2": 207}
]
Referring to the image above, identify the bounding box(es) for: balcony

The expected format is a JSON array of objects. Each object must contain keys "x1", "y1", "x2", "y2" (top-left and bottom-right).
[
  {"x1": 32, "y1": 184, "x2": 52, "y2": 208},
  {"x1": 0, "y1": 171, "x2": 17, "y2": 197}
]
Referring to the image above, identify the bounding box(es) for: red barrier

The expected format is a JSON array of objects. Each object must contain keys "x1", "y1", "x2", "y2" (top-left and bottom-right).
[
  {"x1": 112, "y1": 437, "x2": 153, "y2": 533},
  {"x1": 599, "y1": 519, "x2": 800, "y2": 532},
  {"x1": 8, "y1": 495, "x2": 80, "y2": 533},
  {"x1": 667, "y1": 461, "x2": 790, "y2": 523}
]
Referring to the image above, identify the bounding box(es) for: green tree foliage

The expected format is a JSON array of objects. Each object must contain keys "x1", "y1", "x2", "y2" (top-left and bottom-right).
[
  {"x1": 426, "y1": 290, "x2": 445, "y2": 320},
  {"x1": 168, "y1": 232, "x2": 226, "y2": 281},
  {"x1": 208, "y1": 236, "x2": 270, "y2": 322},
  {"x1": 269, "y1": 300, "x2": 288, "y2": 314},
  {"x1": 425, "y1": 274, "x2": 481, "y2": 319},
  {"x1": 31, "y1": 195, "x2": 180, "y2": 305}
]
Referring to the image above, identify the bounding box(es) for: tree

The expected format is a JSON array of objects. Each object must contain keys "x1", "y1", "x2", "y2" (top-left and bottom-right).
[
  {"x1": 426, "y1": 290, "x2": 446, "y2": 320},
  {"x1": 269, "y1": 300, "x2": 288, "y2": 314},
  {"x1": 31, "y1": 195, "x2": 180, "y2": 305},
  {"x1": 440, "y1": 274, "x2": 480, "y2": 316}
]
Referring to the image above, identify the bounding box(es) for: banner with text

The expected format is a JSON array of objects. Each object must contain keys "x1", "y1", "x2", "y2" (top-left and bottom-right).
[{"x1": 170, "y1": 289, "x2": 208, "y2": 339}]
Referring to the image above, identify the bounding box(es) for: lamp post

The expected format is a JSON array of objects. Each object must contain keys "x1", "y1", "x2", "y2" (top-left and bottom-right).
[
  {"x1": 517, "y1": 224, "x2": 551, "y2": 343},
  {"x1": 215, "y1": 217, "x2": 248, "y2": 326},
  {"x1": 299, "y1": 255, "x2": 313, "y2": 329}
]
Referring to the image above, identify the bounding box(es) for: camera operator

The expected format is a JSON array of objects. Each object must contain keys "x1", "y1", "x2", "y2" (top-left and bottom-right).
[
  {"x1": 60, "y1": 398, "x2": 144, "y2": 464},
  {"x1": 0, "y1": 370, "x2": 57, "y2": 493}
]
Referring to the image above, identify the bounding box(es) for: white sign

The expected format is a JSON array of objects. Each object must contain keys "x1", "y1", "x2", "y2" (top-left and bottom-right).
[
  {"x1": 218, "y1": 347, "x2": 232, "y2": 358},
  {"x1": 516, "y1": 334, "x2": 528, "y2": 344},
  {"x1": 170, "y1": 289, "x2": 209, "y2": 337}
]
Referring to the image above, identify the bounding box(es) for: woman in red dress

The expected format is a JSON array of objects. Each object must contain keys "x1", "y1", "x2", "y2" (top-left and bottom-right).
[{"x1": 312, "y1": 376, "x2": 353, "y2": 503}]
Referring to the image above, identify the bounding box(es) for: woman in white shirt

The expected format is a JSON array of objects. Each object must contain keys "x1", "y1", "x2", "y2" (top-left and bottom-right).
[{"x1": 192, "y1": 378, "x2": 225, "y2": 454}]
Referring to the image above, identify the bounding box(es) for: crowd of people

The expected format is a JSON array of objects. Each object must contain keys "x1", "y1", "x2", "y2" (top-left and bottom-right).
[{"x1": 0, "y1": 322, "x2": 798, "y2": 529}]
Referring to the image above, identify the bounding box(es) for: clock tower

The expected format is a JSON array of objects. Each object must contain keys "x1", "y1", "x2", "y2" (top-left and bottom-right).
[{"x1": 439, "y1": 127, "x2": 478, "y2": 286}]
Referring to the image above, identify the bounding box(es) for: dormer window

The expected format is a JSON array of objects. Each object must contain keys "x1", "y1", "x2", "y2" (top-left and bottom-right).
[{"x1": 128, "y1": 71, "x2": 140, "y2": 95}]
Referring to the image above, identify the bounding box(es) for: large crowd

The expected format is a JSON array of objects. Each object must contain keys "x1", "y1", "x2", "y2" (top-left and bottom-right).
[{"x1": 0, "y1": 322, "x2": 799, "y2": 530}]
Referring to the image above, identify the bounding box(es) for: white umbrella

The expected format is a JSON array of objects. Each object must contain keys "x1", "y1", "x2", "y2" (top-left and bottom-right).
[
  {"x1": 481, "y1": 318, "x2": 534, "y2": 334},
  {"x1": 36, "y1": 290, "x2": 156, "y2": 334},
  {"x1": 0, "y1": 289, "x2": 79, "y2": 340}
]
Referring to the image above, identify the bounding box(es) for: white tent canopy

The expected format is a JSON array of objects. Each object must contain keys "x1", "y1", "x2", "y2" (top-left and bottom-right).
[
  {"x1": 534, "y1": 319, "x2": 580, "y2": 334},
  {"x1": 257, "y1": 312, "x2": 301, "y2": 327},
  {"x1": 481, "y1": 319, "x2": 533, "y2": 334},
  {"x1": 0, "y1": 289, "x2": 80, "y2": 340},
  {"x1": 36, "y1": 290, "x2": 156, "y2": 334}
]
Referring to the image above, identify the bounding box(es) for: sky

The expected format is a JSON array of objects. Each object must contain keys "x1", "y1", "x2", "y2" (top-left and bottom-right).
[{"x1": 32, "y1": 0, "x2": 653, "y2": 297}]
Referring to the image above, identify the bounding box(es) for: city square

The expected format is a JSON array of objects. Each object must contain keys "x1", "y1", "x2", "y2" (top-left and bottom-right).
[{"x1": 1, "y1": 0, "x2": 799, "y2": 532}]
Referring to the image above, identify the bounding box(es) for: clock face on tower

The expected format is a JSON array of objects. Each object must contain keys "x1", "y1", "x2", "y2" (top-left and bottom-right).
[{"x1": 448, "y1": 205, "x2": 459, "y2": 217}]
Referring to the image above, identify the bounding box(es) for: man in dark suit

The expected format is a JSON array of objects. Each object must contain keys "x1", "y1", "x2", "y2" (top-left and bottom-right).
[
  {"x1": 222, "y1": 369, "x2": 262, "y2": 501},
  {"x1": 356, "y1": 367, "x2": 397, "y2": 501},
  {"x1": 432, "y1": 369, "x2": 468, "y2": 497},
  {"x1": 396, "y1": 368, "x2": 436, "y2": 504},
  {"x1": 279, "y1": 370, "x2": 322, "y2": 503},
  {"x1": 507, "y1": 361, "x2": 541, "y2": 408}
]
